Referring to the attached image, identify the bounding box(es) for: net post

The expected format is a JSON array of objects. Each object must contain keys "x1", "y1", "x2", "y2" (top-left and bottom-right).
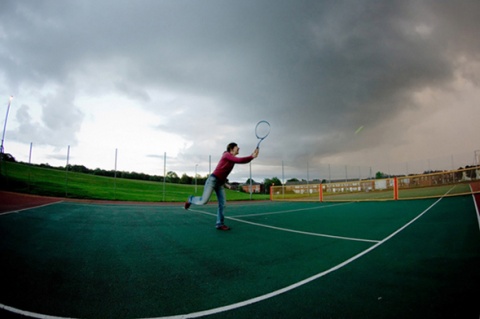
[
  {"x1": 269, "y1": 184, "x2": 273, "y2": 201},
  {"x1": 319, "y1": 184, "x2": 323, "y2": 202}
]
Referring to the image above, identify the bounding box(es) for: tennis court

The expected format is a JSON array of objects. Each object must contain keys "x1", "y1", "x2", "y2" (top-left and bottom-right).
[{"x1": 0, "y1": 191, "x2": 479, "y2": 318}]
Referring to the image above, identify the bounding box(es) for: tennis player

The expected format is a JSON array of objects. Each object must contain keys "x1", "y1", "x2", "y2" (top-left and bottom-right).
[{"x1": 184, "y1": 142, "x2": 259, "y2": 230}]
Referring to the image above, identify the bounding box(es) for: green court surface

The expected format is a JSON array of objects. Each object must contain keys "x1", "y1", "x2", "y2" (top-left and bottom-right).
[{"x1": 1, "y1": 195, "x2": 479, "y2": 318}]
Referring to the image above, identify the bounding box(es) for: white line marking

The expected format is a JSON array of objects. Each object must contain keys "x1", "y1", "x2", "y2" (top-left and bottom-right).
[
  {"x1": 230, "y1": 216, "x2": 379, "y2": 243},
  {"x1": 469, "y1": 184, "x2": 480, "y2": 231},
  {"x1": 0, "y1": 201, "x2": 63, "y2": 216},
  {"x1": 233, "y1": 202, "x2": 352, "y2": 218},
  {"x1": 189, "y1": 207, "x2": 379, "y2": 243},
  {"x1": 0, "y1": 303, "x2": 75, "y2": 319}
]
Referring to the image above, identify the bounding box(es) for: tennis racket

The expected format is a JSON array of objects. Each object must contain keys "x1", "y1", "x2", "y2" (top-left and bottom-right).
[{"x1": 255, "y1": 120, "x2": 271, "y2": 149}]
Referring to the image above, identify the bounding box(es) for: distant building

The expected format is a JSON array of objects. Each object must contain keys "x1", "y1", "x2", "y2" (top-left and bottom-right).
[
  {"x1": 241, "y1": 181, "x2": 263, "y2": 193},
  {"x1": 227, "y1": 182, "x2": 240, "y2": 191}
]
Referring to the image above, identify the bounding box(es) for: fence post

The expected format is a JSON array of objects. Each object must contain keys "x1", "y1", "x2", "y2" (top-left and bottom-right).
[{"x1": 394, "y1": 177, "x2": 399, "y2": 200}]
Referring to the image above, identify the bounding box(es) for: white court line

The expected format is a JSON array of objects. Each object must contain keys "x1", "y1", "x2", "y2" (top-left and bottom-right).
[
  {"x1": 229, "y1": 215, "x2": 379, "y2": 243},
  {"x1": 233, "y1": 202, "x2": 352, "y2": 218},
  {"x1": 0, "y1": 304, "x2": 72, "y2": 319},
  {"x1": 189, "y1": 206, "x2": 379, "y2": 243},
  {"x1": 469, "y1": 184, "x2": 480, "y2": 231},
  {"x1": 0, "y1": 196, "x2": 446, "y2": 319},
  {"x1": 0, "y1": 200, "x2": 63, "y2": 216}
]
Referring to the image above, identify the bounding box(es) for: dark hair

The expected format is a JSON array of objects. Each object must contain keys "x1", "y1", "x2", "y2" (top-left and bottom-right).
[{"x1": 226, "y1": 142, "x2": 238, "y2": 152}]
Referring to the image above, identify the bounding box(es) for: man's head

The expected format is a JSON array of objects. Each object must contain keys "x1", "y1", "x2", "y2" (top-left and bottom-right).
[{"x1": 227, "y1": 142, "x2": 239, "y2": 155}]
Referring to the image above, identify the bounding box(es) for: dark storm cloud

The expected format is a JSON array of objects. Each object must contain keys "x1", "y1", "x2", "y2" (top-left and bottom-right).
[{"x1": 1, "y1": 0, "x2": 479, "y2": 167}]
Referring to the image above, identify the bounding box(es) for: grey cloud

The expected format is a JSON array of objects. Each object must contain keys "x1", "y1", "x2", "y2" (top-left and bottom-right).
[
  {"x1": 1, "y1": 0, "x2": 479, "y2": 173},
  {"x1": 12, "y1": 87, "x2": 84, "y2": 147}
]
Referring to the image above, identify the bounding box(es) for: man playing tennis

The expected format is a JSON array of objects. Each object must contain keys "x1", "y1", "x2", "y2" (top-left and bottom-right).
[{"x1": 184, "y1": 142, "x2": 259, "y2": 230}]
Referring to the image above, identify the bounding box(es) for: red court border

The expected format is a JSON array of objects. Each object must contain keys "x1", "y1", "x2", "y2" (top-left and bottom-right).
[
  {"x1": 0, "y1": 191, "x2": 62, "y2": 213},
  {"x1": 0, "y1": 191, "x2": 181, "y2": 214}
]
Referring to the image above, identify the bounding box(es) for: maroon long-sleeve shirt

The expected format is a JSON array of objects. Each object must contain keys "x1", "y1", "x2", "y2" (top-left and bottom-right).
[{"x1": 212, "y1": 151, "x2": 254, "y2": 182}]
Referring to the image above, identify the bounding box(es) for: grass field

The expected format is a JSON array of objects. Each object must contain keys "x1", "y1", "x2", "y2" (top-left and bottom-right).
[{"x1": 0, "y1": 161, "x2": 269, "y2": 202}]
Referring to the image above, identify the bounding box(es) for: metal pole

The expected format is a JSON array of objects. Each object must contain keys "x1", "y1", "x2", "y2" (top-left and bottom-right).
[
  {"x1": 249, "y1": 162, "x2": 252, "y2": 199},
  {"x1": 114, "y1": 148, "x2": 118, "y2": 200},
  {"x1": 0, "y1": 96, "x2": 14, "y2": 154},
  {"x1": 307, "y1": 161, "x2": 309, "y2": 186},
  {"x1": 29, "y1": 142, "x2": 33, "y2": 164},
  {"x1": 195, "y1": 164, "x2": 198, "y2": 193},
  {"x1": 163, "y1": 152, "x2": 166, "y2": 201},
  {"x1": 28, "y1": 142, "x2": 33, "y2": 188},
  {"x1": 65, "y1": 145, "x2": 70, "y2": 197},
  {"x1": 474, "y1": 150, "x2": 480, "y2": 182}
]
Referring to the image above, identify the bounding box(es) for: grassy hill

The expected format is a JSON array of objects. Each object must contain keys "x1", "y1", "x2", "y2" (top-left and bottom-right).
[{"x1": 0, "y1": 161, "x2": 269, "y2": 202}]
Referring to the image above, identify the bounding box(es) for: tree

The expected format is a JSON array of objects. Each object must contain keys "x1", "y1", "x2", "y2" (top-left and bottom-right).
[
  {"x1": 180, "y1": 173, "x2": 192, "y2": 184},
  {"x1": 0, "y1": 153, "x2": 16, "y2": 162},
  {"x1": 166, "y1": 171, "x2": 179, "y2": 183},
  {"x1": 375, "y1": 171, "x2": 387, "y2": 179},
  {"x1": 264, "y1": 177, "x2": 281, "y2": 193}
]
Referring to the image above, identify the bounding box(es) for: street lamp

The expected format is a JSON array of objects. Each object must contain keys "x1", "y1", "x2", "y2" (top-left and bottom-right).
[{"x1": 0, "y1": 96, "x2": 14, "y2": 154}]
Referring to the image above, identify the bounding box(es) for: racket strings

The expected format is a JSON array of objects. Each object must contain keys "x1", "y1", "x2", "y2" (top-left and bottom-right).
[{"x1": 255, "y1": 122, "x2": 271, "y2": 139}]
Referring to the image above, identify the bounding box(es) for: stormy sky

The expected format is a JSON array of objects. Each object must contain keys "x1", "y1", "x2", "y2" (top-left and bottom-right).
[{"x1": 1, "y1": 0, "x2": 479, "y2": 182}]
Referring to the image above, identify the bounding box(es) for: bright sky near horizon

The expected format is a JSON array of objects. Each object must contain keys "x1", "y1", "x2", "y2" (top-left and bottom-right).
[{"x1": 1, "y1": 0, "x2": 479, "y2": 183}]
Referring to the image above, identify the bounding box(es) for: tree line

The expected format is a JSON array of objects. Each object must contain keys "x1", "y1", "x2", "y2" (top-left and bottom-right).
[
  {"x1": 10, "y1": 154, "x2": 476, "y2": 191},
  {"x1": 31, "y1": 162, "x2": 283, "y2": 189}
]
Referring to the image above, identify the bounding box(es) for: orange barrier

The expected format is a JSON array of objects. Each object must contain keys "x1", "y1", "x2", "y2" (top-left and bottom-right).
[{"x1": 271, "y1": 166, "x2": 480, "y2": 202}]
